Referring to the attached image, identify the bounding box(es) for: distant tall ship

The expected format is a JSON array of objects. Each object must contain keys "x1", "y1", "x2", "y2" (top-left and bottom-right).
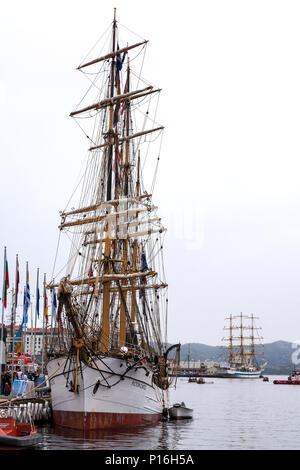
[{"x1": 220, "y1": 313, "x2": 265, "y2": 378}]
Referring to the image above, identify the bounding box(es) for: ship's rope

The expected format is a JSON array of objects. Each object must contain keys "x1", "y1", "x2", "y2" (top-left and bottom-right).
[{"x1": 77, "y1": 22, "x2": 112, "y2": 69}]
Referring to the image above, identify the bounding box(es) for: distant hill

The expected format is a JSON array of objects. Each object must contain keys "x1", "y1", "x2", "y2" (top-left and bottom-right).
[{"x1": 168, "y1": 340, "x2": 296, "y2": 375}]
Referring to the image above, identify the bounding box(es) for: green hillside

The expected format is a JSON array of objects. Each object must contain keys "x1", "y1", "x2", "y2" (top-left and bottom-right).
[{"x1": 169, "y1": 340, "x2": 296, "y2": 375}]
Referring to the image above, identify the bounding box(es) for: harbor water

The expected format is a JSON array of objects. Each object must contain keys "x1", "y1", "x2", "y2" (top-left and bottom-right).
[{"x1": 34, "y1": 376, "x2": 300, "y2": 450}]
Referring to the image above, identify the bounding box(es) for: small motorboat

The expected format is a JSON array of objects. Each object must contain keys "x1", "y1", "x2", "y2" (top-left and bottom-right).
[
  {"x1": 197, "y1": 377, "x2": 205, "y2": 384},
  {"x1": 0, "y1": 417, "x2": 42, "y2": 448},
  {"x1": 168, "y1": 402, "x2": 193, "y2": 420},
  {"x1": 274, "y1": 369, "x2": 300, "y2": 385}
]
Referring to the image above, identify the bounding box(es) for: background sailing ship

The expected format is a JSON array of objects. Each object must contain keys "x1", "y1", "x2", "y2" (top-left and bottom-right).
[
  {"x1": 45, "y1": 10, "x2": 180, "y2": 430},
  {"x1": 220, "y1": 313, "x2": 265, "y2": 378}
]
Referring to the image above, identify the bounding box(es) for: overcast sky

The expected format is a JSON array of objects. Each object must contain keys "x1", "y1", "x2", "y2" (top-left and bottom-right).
[{"x1": 1, "y1": 0, "x2": 300, "y2": 346}]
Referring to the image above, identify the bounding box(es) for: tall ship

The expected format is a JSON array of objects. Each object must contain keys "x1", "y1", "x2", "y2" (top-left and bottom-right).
[
  {"x1": 46, "y1": 10, "x2": 180, "y2": 430},
  {"x1": 220, "y1": 313, "x2": 265, "y2": 378}
]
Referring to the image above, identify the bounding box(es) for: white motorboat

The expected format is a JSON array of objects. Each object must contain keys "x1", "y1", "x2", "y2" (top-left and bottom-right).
[{"x1": 168, "y1": 402, "x2": 193, "y2": 420}]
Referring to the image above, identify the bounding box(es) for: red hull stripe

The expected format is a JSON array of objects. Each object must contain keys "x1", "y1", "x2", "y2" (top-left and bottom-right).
[{"x1": 53, "y1": 410, "x2": 162, "y2": 430}]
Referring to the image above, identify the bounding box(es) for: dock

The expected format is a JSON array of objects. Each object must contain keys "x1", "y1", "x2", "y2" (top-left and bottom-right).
[{"x1": 0, "y1": 394, "x2": 52, "y2": 423}]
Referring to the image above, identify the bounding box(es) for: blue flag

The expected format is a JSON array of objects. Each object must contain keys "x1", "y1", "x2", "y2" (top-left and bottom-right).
[
  {"x1": 36, "y1": 286, "x2": 40, "y2": 318},
  {"x1": 116, "y1": 43, "x2": 126, "y2": 73},
  {"x1": 23, "y1": 269, "x2": 31, "y2": 325},
  {"x1": 14, "y1": 323, "x2": 23, "y2": 352},
  {"x1": 23, "y1": 290, "x2": 28, "y2": 325},
  {"x1": 141, "y1": 247, "x2": 148, "y2": 271},
  {"x1": 52, "y1": 288, "x2": 57, "y2": 322}
]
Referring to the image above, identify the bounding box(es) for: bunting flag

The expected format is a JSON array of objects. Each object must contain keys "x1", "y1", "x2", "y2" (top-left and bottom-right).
[
  {"x1": 3, "y1": 254, "x2": 9, "y2": 309},
  {"x1": 52, "y1": 288, "x2": 57, "y2": 322},
  {"x1": 44, "y1": 285, "x2": 48, "y2": 322}
]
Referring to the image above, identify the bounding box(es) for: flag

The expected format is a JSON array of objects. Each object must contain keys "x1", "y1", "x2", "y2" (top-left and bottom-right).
[
  {"x1": 3, "y1": 254, "x2": 9, "y2": 309},
  {"x1": 115, "y1": 43, "x2": 126, "y2": 89},
  {"x1": 13, "y1": 323, "x2": 23, "y2": 353},
  {"x1": 23, "y1": 268, "x2": 30, "y2": 324},
  {"x1": 15, "y1": 256, "x2": 20, "y2": 309},
  {"x1": 22, "y1": 289, "x2": 28, "y2": 325},
  {"x1": 52, "y1": 288, "x2": 57, "y2": 322},
  {"x1": 113, "y1": 103, "x2": 120, "y2": 127},
  {"x1": 139, "y1": 246, "x2": 148, "y2": 299},
  {"x1": 36, "y1": 286, "x2": 40, "y2": 319},
  {"x1": 116, "y1": 43, "x2": 125, "y2": 73},
  {"x1": 44, "y1": 285, "x2": 48, "y2": 322},
  {"x1": 141, "y1": 246, "x2": 148, "y2": 271}
]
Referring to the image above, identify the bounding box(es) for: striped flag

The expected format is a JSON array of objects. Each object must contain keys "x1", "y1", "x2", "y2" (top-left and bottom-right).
[{"x1": 44, "y1": 284, "x2": 48, "y2": 322}]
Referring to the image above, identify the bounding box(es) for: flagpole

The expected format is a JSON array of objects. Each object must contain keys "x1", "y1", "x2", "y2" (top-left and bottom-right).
[
  {"x1": 22, "y1": 284, "x2": 26, "y2": 376},
  {"x1": 0, "y1": 247, "x2": 7, "y2": 394},
  {"x1": 30, "y1": 302, "x2": 33, "y2": 355},
  {"x1": 33, "y1": 268, "x2": 39, "y2": 368},
  {"x1": 11, "y1": 254, "x2": 19, "y2": 394},
  {"x1": 41, "y1": 273, "x2": 47, "y2": 375},
  {"x1": 10, "y1": 285, "x2": 15, "y2": 395}
]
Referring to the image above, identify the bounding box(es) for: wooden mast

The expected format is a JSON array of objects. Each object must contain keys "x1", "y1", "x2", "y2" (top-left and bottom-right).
[
  {"x1": 107, "y1": 7, "x2": 117, "y2": 202},
  {"x1": 118, "y1": 55, "x2": 131, "y2": 347},
  {"x1": 124, "y1": 56, "x2": 130, "y2": 197},
  {"x1": 130, "y1": 151, "x2": 141, "y2": 327},
  {"x1": 100, "y1": 8, "x2": 117, "y2": 353}
]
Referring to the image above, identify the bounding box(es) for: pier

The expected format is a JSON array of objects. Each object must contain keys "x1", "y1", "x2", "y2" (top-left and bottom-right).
[{"x1": 0, "y1": 394, "x2": 52, "y2": 424}]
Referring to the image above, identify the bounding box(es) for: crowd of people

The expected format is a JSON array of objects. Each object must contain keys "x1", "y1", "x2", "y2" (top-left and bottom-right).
[{"x1": 0, "y1": 367, "x2": 43, "y2": 396}]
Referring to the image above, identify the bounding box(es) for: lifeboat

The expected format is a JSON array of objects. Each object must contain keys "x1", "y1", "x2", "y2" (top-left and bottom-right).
[{"x1": 0, "y1": 417, "x2": 42, "y2": 449}]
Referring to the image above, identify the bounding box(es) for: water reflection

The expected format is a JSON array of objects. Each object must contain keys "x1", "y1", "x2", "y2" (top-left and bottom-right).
[{"x1": 37, "y1": 416, "x2": 193, "y2": 450}]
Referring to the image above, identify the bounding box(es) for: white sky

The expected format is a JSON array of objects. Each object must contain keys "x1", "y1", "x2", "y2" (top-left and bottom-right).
[{"x1": 1, "y1": 0, "x2": 300, "y2": 346}]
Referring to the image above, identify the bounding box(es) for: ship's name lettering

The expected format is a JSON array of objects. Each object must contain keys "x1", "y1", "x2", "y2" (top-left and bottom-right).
[{"x1": 131, "y1": 380, "x2": 146, "y2": 390}]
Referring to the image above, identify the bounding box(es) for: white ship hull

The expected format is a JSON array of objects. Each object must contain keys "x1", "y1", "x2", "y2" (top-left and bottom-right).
[
  {"x1": 217, "y1": 368, "x2": 262, "y2": 378},
  {"x1": 231, "y1": 370, "x2": 262, "y2": 378},
  {"x1": 47, "y1": 356, "x2": 164, "y2": 430}
]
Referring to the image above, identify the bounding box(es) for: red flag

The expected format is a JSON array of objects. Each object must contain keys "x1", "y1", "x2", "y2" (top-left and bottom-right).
[{"x1": 3, "y1": 257, "x2": 9, "y2": 309}]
